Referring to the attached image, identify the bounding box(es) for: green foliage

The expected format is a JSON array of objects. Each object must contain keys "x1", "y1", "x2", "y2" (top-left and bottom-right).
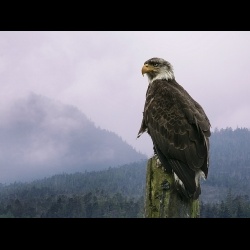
[{"x1": 200, "y1": 192, "x2": 250, "y2": 218}]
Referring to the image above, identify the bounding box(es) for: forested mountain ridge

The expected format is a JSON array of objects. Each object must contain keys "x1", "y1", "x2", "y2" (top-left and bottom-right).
[
  {"x1": 0, "y1": 160, "x2": 147, "y2": 199},
  {"x1": 1, "y1": 127, "x2": 250, "y2": 217},
  {"x1": 0, "y1": 160, "x2": 147, "y2": 218},
  {"x1": 201, "y1": 127, "x2": 250, "y2": 203}
]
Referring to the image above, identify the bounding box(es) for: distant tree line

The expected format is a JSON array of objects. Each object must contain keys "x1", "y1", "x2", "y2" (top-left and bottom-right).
[
  {"x1": 0, "y1": 187, "x2": 250, "y2": 218},
  {"x1": 0, "y1": 189, "x2": 144, "y2": 218},
  {"x1": 0, "y1": 161, "x2": 146, "y2": 218},
  {"x1": 200, "y1": 191, "x2": 250, "y2": 218}
]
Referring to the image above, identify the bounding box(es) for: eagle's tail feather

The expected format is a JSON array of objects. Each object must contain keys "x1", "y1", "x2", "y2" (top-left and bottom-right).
[
  {"x1": 170, "y1": 159, "x2": 201, "y2": 200},
  {"x1": 154, "y1": 146, "x2": 200, "y2": 200}
]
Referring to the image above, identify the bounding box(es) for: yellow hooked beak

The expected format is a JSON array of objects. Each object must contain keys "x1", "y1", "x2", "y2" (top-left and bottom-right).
[{"x1": 141, "y1": 64, "x2": 155, "y2": 76}]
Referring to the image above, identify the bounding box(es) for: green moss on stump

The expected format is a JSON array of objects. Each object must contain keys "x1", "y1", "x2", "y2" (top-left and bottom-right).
[{"x1": 144, "y1": 156, "x2": 200, "y2": 218}]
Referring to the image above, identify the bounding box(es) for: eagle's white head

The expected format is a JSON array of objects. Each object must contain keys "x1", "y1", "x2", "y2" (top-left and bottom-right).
[{"x1": 142, "y1": 57, "x2": 175, "y2": 84}]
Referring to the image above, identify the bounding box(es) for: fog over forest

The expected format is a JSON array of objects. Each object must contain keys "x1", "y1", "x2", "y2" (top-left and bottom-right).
[{"x1": 0, "y1": 93, "x2": 146, "y2": 184}]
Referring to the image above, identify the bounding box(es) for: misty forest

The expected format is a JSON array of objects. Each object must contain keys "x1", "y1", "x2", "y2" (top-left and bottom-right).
[{"x1": 1, "y1": 95, "x2": 250, "y2": 218}]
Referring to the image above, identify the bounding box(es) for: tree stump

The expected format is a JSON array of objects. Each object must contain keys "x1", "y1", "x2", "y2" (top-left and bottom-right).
[{"x1": 144, "y1": 156, "x2": 200, "y2": 218}]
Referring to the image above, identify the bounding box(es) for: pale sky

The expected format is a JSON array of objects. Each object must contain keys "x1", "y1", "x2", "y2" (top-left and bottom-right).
[{"x1": 1, "y1": 31, "x2": 250, "y2": 157}]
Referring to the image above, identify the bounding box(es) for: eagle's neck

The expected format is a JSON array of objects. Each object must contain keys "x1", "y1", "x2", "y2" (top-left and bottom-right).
[{"x1": 147, "y1": 71, "x2": 175, "y2": 84}]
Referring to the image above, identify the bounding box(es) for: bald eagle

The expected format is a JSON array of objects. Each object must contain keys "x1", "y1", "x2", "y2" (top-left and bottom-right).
[{"x1": 137, "y1": 57, "x2": 211, "y2": 200}]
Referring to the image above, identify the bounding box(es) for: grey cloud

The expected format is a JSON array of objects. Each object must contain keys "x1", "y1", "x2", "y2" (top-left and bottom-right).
[{"x1": 0, "y1": 93, "x2": 146, "y2": 183}]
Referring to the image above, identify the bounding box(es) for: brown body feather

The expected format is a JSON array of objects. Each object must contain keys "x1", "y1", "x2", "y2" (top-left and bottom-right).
[{"x1": 138, "y1": 78, "x2": 211, "y2": 199}]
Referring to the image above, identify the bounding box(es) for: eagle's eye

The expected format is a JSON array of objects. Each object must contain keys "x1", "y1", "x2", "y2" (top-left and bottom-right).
[{"x1": 153, "y1": 63, "x2": 159, "y2": 67}]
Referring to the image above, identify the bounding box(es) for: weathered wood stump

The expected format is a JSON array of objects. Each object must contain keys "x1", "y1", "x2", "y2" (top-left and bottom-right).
[{"x1": 144, "y1": 156, "x2": 200, "y2": 218}]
